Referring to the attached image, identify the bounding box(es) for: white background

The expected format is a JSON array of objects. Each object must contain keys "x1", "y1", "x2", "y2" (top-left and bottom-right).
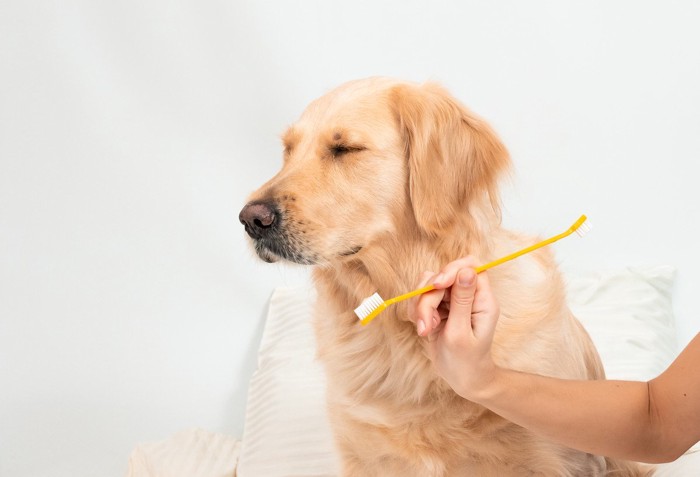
[{"x1": 1, "y1": 1, "x2": 698, "y2": 476}]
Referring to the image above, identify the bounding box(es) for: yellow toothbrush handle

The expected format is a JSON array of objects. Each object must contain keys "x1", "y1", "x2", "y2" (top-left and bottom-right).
[
  {"x1": 475, "y1": 232, "x2": 567, "y2": 272},
  {"x1": 388, "y1": 214, "x2": 587, "y2": 305},
  {"x1": 475, "y1": 214, "x2": 586, "y2": 272},
  {"x1": 385, "y1": 284, "x2": 436, "y2": 305}
]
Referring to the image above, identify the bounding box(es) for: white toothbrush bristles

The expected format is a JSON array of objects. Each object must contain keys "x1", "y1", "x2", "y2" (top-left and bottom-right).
[
  {"x1": 354, "y1": 292, "x2": 384, "y2": 321},
  {"x1": 575, "y1": 219, "x2": 592, "y2": 237}
]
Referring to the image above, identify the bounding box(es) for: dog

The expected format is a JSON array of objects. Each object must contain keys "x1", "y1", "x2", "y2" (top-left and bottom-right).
[{"x1": 239, "y1": 77, "x2": 651, "y2": 476}]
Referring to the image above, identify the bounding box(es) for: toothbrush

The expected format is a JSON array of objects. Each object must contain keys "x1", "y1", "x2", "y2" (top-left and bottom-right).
[{"x1": 354, "y1": 214, "x2": 591, "y2": 326}]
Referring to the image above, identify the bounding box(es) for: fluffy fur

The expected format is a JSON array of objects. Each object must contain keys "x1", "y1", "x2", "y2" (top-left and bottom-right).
[{"x1": 240, "y1": 78, "x2": 652, "y2": 476}]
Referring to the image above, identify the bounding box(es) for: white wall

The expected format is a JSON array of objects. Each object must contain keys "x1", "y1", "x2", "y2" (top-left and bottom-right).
[{"x1": 1, "y1": 1, "x2": 698, "y2": 476}]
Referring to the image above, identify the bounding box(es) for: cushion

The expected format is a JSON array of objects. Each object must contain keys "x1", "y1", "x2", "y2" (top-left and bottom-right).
[
  {"x1": 125, "y1": 428, "x2": 240, "y2": 477},
  {"x1": 237, "y1": 266, "x2": 694, "y2": 476},
  {"x1": 566, "y1": 266, "x2": 678, "y2": 381},
  {"x1": 237, "y1": 287, "x2": 340, "y2": 476}
]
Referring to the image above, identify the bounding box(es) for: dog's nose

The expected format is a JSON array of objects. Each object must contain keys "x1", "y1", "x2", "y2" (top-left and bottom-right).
[{"x1": 239, "y1": 201, "x2": 278, "y2": 239}]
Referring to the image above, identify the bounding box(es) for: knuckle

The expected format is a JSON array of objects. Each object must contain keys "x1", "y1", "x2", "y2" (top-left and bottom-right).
[{"x1": 452, "y1": 291, "x2": 475, "y2": 308}]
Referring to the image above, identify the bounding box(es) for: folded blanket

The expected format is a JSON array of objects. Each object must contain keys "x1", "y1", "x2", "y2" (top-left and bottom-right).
[{"x1": 125, "y1": 429, "x2": 240, "y2": 477}]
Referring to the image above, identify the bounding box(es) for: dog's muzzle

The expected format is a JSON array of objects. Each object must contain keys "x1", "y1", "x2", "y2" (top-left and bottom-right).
[{"x1": 239, "y1": 200, "x2": 317, "y2": 264}]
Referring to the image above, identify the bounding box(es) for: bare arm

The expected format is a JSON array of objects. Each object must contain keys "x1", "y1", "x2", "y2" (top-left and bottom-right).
[
  {"x1": 474, "y1": 335, "x2": 700, "y2": 463},
  {"x1": 415, "y1": 257, "x2": 700, "y2": 463}
]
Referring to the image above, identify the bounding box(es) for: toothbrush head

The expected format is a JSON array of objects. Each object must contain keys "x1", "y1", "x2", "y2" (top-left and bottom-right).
[
  {"x1": 354, "y1": 292, "x2": 385, "y2": 325},
  {"x1": 570, "y1": 214, "x2": 592, "y2": 237}
]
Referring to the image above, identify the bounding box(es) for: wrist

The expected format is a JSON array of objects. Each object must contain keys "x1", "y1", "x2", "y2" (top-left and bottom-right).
[{"x1": 459, "y1": 362, "x2": 502, "y2": 404}]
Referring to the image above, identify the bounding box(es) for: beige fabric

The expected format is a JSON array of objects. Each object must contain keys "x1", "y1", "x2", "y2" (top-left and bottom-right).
[
  {"x1": 237, "y1": 287, "x2": 340, "y2": 476},
  {"x1": 125, "y1": 429, "x2": 240, "y2": 477}
]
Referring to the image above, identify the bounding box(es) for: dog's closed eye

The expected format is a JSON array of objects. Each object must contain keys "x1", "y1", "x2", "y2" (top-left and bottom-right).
[{"x1": 329, "y1": 143, "x2": 366, "y2": 158}]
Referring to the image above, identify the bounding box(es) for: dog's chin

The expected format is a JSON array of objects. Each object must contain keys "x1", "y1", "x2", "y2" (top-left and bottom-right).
[
  {"x1": 255, "y1": 244, "x2": 281, "y2": 264},
  {"x1": 253, "y1": 239, "x2": 363, "y2": 266},
  {"x1": 253, "y1": 239, "x2": 318, "y2": 265}
]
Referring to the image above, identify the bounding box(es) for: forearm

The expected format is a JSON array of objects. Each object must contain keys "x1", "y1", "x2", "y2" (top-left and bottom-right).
[{"x1": 469, "y1": 368, "x2": 664, "y2": 462}]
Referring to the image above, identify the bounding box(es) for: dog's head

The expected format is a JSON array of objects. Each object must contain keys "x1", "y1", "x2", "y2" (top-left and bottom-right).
[{"x1": 239, "y1": 78, "x2": 510, "y2": 266}]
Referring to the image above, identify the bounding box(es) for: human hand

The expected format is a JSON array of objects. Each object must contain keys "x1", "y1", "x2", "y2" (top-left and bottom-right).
[{"x1": 414, "y1": 256, "x2": 501, "y2": 400}]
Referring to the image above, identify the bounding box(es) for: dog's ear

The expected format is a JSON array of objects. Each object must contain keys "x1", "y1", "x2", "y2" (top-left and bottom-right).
[{"x1": 391, "y1": 83, "x2": 511, "y2": 236}]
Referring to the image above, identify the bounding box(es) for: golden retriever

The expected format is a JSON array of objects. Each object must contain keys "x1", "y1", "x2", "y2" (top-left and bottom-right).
[{"x1": 239, "y1": 77, "x2": 651, "y2": 476}]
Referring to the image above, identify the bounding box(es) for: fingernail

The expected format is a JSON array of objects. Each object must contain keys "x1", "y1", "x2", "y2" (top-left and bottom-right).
[
  {"x1": 417, "y1": 320, "x2": 426, "y2": 335},
  {"x1": 459, "y1": 270, "x2": 475, "y2": 286},
  {"x1": 433, "y1": 274, "x2": 445, "y2": 285}
]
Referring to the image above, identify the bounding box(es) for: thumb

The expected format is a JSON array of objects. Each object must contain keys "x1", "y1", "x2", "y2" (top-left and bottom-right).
[{"x1": 444, "y1": 267, "x2": 477, "y2": 337}]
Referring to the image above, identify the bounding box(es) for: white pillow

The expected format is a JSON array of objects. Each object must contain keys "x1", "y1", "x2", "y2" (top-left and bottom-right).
[
  {"x1": 566, "y1": 266, "x2": 677, "y2": 381},
  {"x1": 238, "y1": 267, "x2": 687, "y2": 476},
  {"x1": 237, "y1": 287, "x2": 340, "y2": 477}
]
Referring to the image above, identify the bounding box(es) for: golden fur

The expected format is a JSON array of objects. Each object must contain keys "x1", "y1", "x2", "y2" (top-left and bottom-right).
[{"x1": 242, "y1": 78, "x2": 652, "y2": 476}]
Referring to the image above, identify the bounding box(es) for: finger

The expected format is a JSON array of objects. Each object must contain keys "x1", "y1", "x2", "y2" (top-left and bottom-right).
[
  {"x1": 471, "y1": 271, "x2": 500, "y2": 340},
  {"x1": 416, "y1": 288, "x2": 446, "y2": 336},
  {"x1": 443, "y1": 267, "x2": 477, "y2": 338},
  {"x1": 415, "y1": 271, "x2": 445, "y2": 336},
  {"x1": 425, "y1": 318, "x2": 446, "y2": 342},
  {"x1": 432, "y1": 256, "x2": 480, "y2": 288}
]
